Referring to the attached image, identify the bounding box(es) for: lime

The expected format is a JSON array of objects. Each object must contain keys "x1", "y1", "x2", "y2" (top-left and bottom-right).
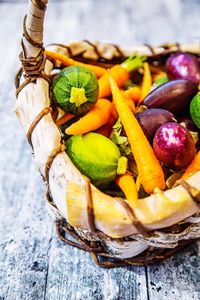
[
  {"x1": 190, "y1": 92, "x2": 200, "y2": 128},
  {"x1": 65, "y1": 133, "x2": 126, "y2": 187}
]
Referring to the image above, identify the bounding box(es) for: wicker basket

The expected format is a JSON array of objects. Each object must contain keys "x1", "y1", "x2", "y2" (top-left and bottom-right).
[{"x1": 15, "y1": 0, "x2": 200, "y2": 267}]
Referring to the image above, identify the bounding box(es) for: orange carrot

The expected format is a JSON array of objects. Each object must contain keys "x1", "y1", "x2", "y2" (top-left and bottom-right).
[
  {"x1": 98, "y1": 66, "x2": 129, "y2": 98},
  {"x1": 181, "y1": 151, "x2": 200, "y2": 180},
  {"x1": 123, "y1": 97, "x2": 135, "y2": 112},
  {"x1": 96, "y1": 116, "x2": 116, "y2": 137},
  {"x1": 65, "y1": 98, "x2": 112, "y2": 135},
  {"x1": 56, "y1": 113, "x2": 75, "y2": 126},
  {"x1": 139, "y1": 62, "x2": 152, "y2": 103},
  {"x1": 109, "y1": 74, "x2": 166, "y2": 194},
  {"x1": 124, "y1": 86, "x2": 141, "y2": 102},
  {"x1": 110, "y1": 101, "x2": 119, "y2": 119},
  {"x1": 136, "y1": 176, "x2": 141, "y2": 192},
  {"x1": 111, "y1": 93, "x2": 135, "y2": 119},
  {"x1": 45, "y1": 50, "x2": 106, "y2": 78},
  {"x1": 116, "y1": 173, "x2": 138, "y2": 207},
  {"x1": 121, "y1": 90, "x2": 136, "y2": 110},
  {"x1": 98, "y1": 54, "x2": 146, "y2": 98}
]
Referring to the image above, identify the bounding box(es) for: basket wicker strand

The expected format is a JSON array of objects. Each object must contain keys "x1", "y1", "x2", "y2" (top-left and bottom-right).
[{"x1": 15, "y1": 0, "x2": 200, "y2": 267}]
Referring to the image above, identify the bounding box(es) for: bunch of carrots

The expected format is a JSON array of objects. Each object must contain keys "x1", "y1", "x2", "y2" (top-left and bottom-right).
[
  {"x1": 46, "y1": 49, "x2": 200, "y2": 206},
  {"x1": 46, "y1": 49, "x2": 148, "y2": 135}
]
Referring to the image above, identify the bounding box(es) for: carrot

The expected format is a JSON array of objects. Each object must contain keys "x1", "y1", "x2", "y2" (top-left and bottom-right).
[
  {"x1": 45, "y1": 50, "x2": 106, "y2": 78},
  {"x1": 122, "y1": 96, "x2": 135, "y2": 112},
  {"x1": 116, "y1": 173, "x2": 138, "y2": 207},
  {"x1": 111, "y1": 93, "x2": 135, "y2": 119},
  {"x1": 98, "y1": 66, "x2": 129, "y2": 98},
  {"x1": 136, "y1": 176, "x2": 141, "y2": 192},
  {"x1": 96, "y1": 115, "x2": 116, "y2": 137},
  {"x1": 109, "y1": 74, "x2": 166, "y2": 194},
  {"x1": 56, "y1": 113, "x2": 75, "y2": 126},
  {"x1": 65, "y1": 98, "x2": 112, "y2": 135},
  {"x1": 98, "y1": 54, "x2": 146, "y2": 98},
  {"x1": 110, "y1": 101, "x2": 119, "y2": 119},
  {"x1": 181, "y1": 151, "x2": 200, "y2": 180},
  {"x1": 139, "y1": 62, "x2": 152, "y2": 104},
  {"x1": 124, "y1": 86, "x2": 141, "y2": 102}
]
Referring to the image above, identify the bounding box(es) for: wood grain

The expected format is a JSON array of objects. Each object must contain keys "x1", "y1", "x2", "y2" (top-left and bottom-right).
[
  {"x1": 0, "y1": 1, "x2": 200, "y2": 299},
  {"x1": 0, "y1": 4, "x2": 53, "y2": 300},
  {"x1": 147, "y1": 242, "x2": 200, "y2": 300},
  {"x1": 45, "y1": 236, "x2": 148, "y2": 300}
]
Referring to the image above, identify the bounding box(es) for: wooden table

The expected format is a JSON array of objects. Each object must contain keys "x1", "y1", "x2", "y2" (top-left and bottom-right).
[{"x1": 0, "y1": 0, "x2": 199, "y2": 299}]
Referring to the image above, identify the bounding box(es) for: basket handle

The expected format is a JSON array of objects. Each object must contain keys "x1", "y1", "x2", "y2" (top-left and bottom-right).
[{"x1": 19, "y1": 0, "x2": 48, "y2": 76}]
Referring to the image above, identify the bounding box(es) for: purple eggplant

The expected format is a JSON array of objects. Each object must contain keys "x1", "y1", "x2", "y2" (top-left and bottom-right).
[
  {"x1": 153, "y1": 122, "x2": 196, "y2": 171},
  {"x1": 166, "y1": 52, "x2": 200, "y2": 84},
  {"x1": 143, "y1": 79, "x2": 198, "y2": 116},
  {"x1": 178, "y1": 116, "x2": 199, "y2": 132},
  {"x1": 135, "y1": 108, "x2": 176, "y2": 143}
]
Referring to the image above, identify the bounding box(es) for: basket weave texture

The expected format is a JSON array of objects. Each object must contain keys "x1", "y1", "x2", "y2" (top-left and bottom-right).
[{"x1": 15, "y1": 0, "x2": 200, "y2": 267}]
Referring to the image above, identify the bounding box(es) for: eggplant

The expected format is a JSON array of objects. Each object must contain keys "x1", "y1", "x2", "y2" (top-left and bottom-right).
[
  {"x1": 166, "y1": 52, "x2": 200, "y2": 84},
  {"x1": 178, "y1": 116, "x2": 199, "y2": 132},
  {"x1": 135, "y1": 108, "x2": 176, "y2": 143},
  {"x1": 153, "y1": 122, "x2": 196, "y2": 171},
  {"x1": 143, "y1": 79, "x2": 198, "y2": 116}
]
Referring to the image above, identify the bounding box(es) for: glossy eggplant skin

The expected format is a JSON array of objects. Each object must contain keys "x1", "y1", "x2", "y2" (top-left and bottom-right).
[
  {"x1": 178, "y1": 116, "x2": 199, "y2": 132},
  {"x1": 143, "y1": 79, "x2": 198, "y2": 116},
  {"x1": 166, "y1": 52, "x2": 200, "y2": 84},
  {"x1": 153, "y1": 122, "x2": 196, "y2": 171},
  {"x1": 135, "y1": 108, "x2": 176, "y2": 143}
]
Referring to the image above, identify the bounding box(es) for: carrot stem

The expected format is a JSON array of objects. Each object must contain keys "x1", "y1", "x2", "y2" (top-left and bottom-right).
[
  {"x1": 45, "y1": 50, "x2": 106, "y2": 78},
  {"x1": 109, "y1": 74, "x2": 166, "y2": 194},
  {"x1": 121, "y1": 53, "x2": 146, "y2": 72}
]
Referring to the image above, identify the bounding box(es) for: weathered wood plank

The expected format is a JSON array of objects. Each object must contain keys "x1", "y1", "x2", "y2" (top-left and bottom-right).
[
  {"x1": 44, "y1": 0, "x2": 200, "y2": 46},
  {"x1": 0, "y1": 0, "x2": 200, "y2": 300},
  {"x1": 0, "y1": 3, "x2": 53, "y2": 300},
  {"x1": 44, "y1": 0, "x2": 135, "y2": 46},
  {"x1": 45, "y1": 236, "x2": 148, "y2": 300},
  {"x1": 147, "y1": 241, "x2": 200, "y2": 300}
]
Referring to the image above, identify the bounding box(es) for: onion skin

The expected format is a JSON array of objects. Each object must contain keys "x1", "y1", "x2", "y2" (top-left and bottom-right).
[
  {"x1": 135, "y1": 108, "x2": 176, "y2": 143},
  {"x1": 143, "y1": 79, "x2": 198, "y2": 116},
  {"x1": 166, "y1": 52, "x2": 200, "y2": 84},
  {"x1": 153, "y1": 122, "x2": 196, "y2": 171}
]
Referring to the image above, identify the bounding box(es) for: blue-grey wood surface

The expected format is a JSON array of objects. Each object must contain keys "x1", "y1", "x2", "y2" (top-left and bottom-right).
[{"x1": 0, "y1": 1, "x2": 200, "y2": 299}]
